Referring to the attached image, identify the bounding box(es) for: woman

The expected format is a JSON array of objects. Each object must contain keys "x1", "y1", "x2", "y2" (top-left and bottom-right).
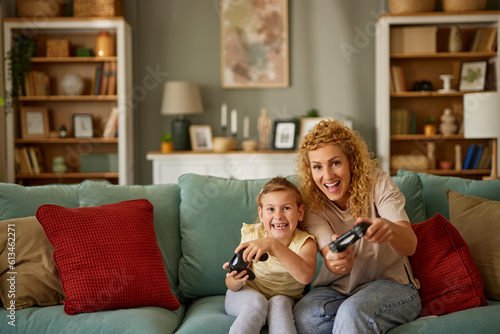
[{"x1": 293, "y1": 120, "x2": 421, "y2": 334}]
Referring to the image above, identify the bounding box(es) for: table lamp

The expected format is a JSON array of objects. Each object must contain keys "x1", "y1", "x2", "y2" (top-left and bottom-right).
[
  {"x1": 161, "y1": 81, "x2": 204, "y2": 151},
  {"x1": 463, "y1": 92, "x2": 500, "y2": 179}
]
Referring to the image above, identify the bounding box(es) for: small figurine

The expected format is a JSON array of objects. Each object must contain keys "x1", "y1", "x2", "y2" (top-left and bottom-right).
[
  {"x1": 427, "y1": 142, "x2": 436, "y2": 170},
  {"x1": 439, "y1": 108, "x2": 457, "y2": 135},
  {"x1": 257, "y1": 108, "x2": 272, "y2": 150},
  {"x1": 455, "y1": 144, "x2": 462, "y2": 171}
]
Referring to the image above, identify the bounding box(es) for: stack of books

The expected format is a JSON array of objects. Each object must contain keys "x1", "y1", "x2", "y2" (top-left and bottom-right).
[
  {"x1": 390, "y1": 108, "x2": 416, "y2": 135},
  {"x1": 470, "y1": 27, "x2": 498, "y2": 52},
  {"x1": 462, "y1": 144, "x2": 492, "y2": 170},
  {"x1": 90, "y1": 62, "x2": 117, "y2": 96},
  {"x1": 14, "y1": 146, "x2": 44, "y2": 175},
  {"x1": 23, "y1": 70, "x2": 50, "y2": 96},
  {"x1": 390, "y1": 65, "x2": 407, "y2": 93}
]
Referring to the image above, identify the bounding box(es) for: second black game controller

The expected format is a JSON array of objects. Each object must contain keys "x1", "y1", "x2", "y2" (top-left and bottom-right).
[
  {"x1": 329, "y1": 222, "x2": 371, "y2": 253},
  {"x1": 228, "y1": 247, "x2": 269, "y2": 281}
]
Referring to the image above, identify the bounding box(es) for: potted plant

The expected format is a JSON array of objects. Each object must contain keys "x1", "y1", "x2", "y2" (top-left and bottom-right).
[
  {"x1": 424, "y1": 116, "x2": 437, "y2": 136},
  {"x1": 6, "y1": 34, "x2": 36, "y2": 104},
  {"x1": 161, "y1": 133, "x2": 174, "y2": 153}
]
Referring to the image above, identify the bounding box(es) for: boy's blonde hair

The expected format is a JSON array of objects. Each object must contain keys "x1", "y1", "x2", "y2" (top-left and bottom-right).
[{"x1": 296, "y1": 120, "x2": 379, "y2": 219}]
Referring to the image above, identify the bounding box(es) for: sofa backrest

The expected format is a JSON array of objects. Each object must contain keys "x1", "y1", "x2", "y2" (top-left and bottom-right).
[{"x1": 398, "y1": 170, "x2": 500, "y2": 220}]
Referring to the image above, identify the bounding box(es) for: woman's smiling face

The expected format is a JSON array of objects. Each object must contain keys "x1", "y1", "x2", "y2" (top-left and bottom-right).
[{"x1": 308, "y1": 144, "x2": 351, "y2": 210}]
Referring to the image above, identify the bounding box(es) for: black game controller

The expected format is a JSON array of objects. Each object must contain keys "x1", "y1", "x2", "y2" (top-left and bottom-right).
[
  {"x1": 228, "y1": 248, "x2": 269, "y2": 281},
  {"x1": 329, "y1": 222, "x2": 371, "y2": 253}
]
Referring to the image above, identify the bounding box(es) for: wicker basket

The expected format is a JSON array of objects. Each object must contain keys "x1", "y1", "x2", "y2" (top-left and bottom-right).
[
  {"x1": 16, "y1": 0, "x2": 62, "y2": 17},
  {"x1": 388, "y1": 0, "x2": 436, "y2": 14},
  {"x1": 74, "y1": 0, "x2": 123, "y2": 17},
  {"x1": 46, "y1": 39, "x2": 70, "y2": 57},
  {"x1": 441, "y1": 0, "x2": 487, "y2": 12}
]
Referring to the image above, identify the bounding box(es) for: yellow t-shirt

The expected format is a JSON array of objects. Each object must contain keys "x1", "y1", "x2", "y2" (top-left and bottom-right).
[{"x1": 240, "y1": 223, "x2": 315, "y2": 300}]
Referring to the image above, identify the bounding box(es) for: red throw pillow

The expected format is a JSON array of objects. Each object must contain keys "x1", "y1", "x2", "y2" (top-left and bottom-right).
[
  {"x1": 36, "y1": 199, "x2": 180, "y2": 315},
  {"x1": 409, "y1": 213, "x2": 487, "y2": 317}
]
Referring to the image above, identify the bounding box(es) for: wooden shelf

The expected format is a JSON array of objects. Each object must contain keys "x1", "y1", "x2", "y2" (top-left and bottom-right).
[
  {"x1": 18, "y1": 95, "x2": 118, "y2": 101},
  {"x1": 391, "y1": 169, "x2": 491, "y2": 176},
  {"x1": 390, "y1": 90, "x2": 496, "y2": 98},
  {"x1": 31, "y1": 56, "x2": 117, "y2": 63},
  {"x1": 15, "y1": 138, "x2": 118, "y2": 144},
  {"x1": 15, "y1": 172, "x2": 119, "y2": 179},
  {"x1": 390, "y1": 51, "x2": 496, "y2": 59},
  {"x1": 391, "y1": 134, "x2": 465, "y2": 140}
]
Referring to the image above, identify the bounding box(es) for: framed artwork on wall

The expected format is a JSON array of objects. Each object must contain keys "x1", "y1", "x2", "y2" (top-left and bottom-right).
[
  {"x1": 273, "y1": 119, "x2": 297, "y2": 150},
  {"x1": 20, "y1": 107, "x2": 50, "y2": 139},
  {"x1": 459, "y1": 61, "x2": 487, "y2": 91},
  {"x1": 73, "y1": 114, "x2": 94, "y2": 138},
  {"x1": 220, "y1": 0, "x2": 289, "y2": 88},
  {"x1": 189, "y1": 125, "x2": 213, "y2": 151}
]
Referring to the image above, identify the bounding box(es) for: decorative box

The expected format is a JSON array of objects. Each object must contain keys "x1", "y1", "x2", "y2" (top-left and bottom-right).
[
  {"x1": 390, "y1": 26, "x2": 437, "y2": 54},
  {"x1": 80, "y1": 153, "x2": 118, "y2": 173},
  {"x1": 46, "y1": 39, "x2": 69, "y2": 57},
  {"x1": 74, "y1": 0, "x2": 123, "y2": 17}
]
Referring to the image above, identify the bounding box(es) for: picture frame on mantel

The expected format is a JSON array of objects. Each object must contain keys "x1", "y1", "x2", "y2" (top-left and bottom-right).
[
  {"x1": 220, "y1": 0, "x2": 289, "y2": 89},
  {"x1": 189, "y1": 125, "x2": 213, "y2": 151},
  {"x1": 273, "y1": 119, "x2": 298, "y2": 150}
]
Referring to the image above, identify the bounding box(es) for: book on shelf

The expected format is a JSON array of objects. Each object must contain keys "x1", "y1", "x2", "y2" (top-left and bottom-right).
[
  {"x1": 90, "y1": 62, "x2": 116, "y2": 96},
  {"x1": 23, "y1": 70, "x2": 50, "y2": 96},
  {"x1": 107, "y1": 62, "x2": 117, "y2": 95},
  {"x1": 15, "y1": 146, "x2": 44, "y2": 175},
  {"x1": 471, "y1": 144, "x2": 484, "y2": 169},
  {"x1": 390, "y1": 65, "x2": 407, "y2": 93},
  {"x1": 390, "y1": 108, "x2": 415, "y2": 135},
  {"x1": 470, "y1": 27, "x2": 498, "y2": 52},
  {"x1": 102, "y1": 106, "x2": 119, "y2": 138},
  {"x1": 462, "y1": 144, "x2": 476, "y2": 170},
  {"x1": 477, "y1": 145, "x2": 492, "y2": 170}
]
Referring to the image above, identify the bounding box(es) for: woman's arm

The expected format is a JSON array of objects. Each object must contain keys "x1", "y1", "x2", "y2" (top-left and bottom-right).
[
  {"x1": 236, "y1": 237, "x2": 317, "y2": 285},
  {"x1": 358, "y1": 217, "x2": 417, "y2": 256}
]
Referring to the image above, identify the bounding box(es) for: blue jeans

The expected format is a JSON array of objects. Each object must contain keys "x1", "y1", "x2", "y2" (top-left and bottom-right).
[{"x1": 293, "y1": 280, "x2": 421, "y2": 334}]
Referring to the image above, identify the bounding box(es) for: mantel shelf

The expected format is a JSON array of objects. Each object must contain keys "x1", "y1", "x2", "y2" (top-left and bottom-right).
[
  {"x1": 390, "y1": 90, "x2": 497, "y2": 98},
  {"x1": 18, "y1": 95, "x2": 118, "y2": 101},
  {"x1": 390, "y1": 51, "x2": 496, "y2": 59},
  {"x1": 15, "y1": 138, "x2": 118, "y2": 144},
  {"x1": 31, "y1": 56, "x2": 117, "y2": 63}
]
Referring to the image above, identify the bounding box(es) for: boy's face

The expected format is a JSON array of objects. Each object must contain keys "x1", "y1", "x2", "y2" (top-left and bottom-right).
[{"x1": 258, "y1": 190, "x2": 304, "y2": 244}]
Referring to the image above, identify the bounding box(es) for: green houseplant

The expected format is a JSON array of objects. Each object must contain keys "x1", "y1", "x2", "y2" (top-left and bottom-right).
[
  {"x1": 161, "y1": 133, "x2": 174, "y2": 153},
  {"x1": 6, "y1": 34, "x2": 36, "y2": 104}
]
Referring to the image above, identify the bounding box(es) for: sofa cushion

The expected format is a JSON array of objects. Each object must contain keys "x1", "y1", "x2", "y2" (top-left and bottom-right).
[
  {"x1": 409, "y1": 213, "x2": 487, "y2": 317},
  {"x1": 0, "y1": 304, "x2": 187, "y2": 334},
  {"x1": 0, "y1": 182, "x2": 80, "y2": 220},
  {"x1": 0, "y1": 216, "x2": 64, "y2": 310},
  {"x1": 36, "y1": 199, "x2": 180, "y2": 315},
  {"x1": 391, "y1": 172, "x2": 426, "y2": 223},
  {"x1": 448, "y1": 189, "x2": 500, "y2": 301},
  {"x1": 178, "y1": 174, "x2": 271, "y2": 299},
  {"x1": 397, "y1": 170, "x2": 500, "y2": 220},
  {"x1": 75, "y1": 180, "x2": 184, "y2": 302}
]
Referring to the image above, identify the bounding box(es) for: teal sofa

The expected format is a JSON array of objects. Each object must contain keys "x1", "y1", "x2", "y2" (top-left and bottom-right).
[{"x1": 0, "y1": 171, "x2": 499, "y2": 333}]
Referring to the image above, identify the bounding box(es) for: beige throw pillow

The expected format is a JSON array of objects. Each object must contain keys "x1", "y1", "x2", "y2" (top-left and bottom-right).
[
  {"x1": 0, "y1": 216, "x2": 65, "y2": 310},
  {"x1": 448, "y1": 189, "x2": 500, "y2": 300}
]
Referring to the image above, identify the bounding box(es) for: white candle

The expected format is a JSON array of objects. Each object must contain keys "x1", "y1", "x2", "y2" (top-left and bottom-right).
[
  {"x1": 231, "y1": 109, "x2": 237, "y2": 135},
  {"x1": 243, "y1": 116, "x2": 249, "y2": 138},
  {"x1": 221, "y1": 102, "x2": 227, "y2": 128}
]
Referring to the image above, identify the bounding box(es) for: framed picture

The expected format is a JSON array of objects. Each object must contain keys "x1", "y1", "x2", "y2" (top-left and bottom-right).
[
  {"x1": 299, "y1": 117, "x2": 335, "y2": 142},
  {"x1": 220, "y1": 0, "x2": 289, "y2": 88},
  {"x1": 273, "y1": 119, "x2": 298, "y2": 150},
  {"x1": 73, "y1": 114, "x2": 94, "y2": 138},
  {"x1": 189, "y1": 125, "x2": 213, "y2": 151},
  {"x1": 459, "y1": 61, "x2": 487, "y2": 91},
  {"x1": 20, "y1": 107, "x2": 50, "y2": 139}
]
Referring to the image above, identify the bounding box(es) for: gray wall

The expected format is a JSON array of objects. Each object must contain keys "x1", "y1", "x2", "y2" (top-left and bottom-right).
[{"x1": 133, "y1": 0, "x2": 384, "y2": 184}]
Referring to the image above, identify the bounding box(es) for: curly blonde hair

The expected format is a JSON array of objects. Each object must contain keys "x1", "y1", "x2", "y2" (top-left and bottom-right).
[{"x1": 296, "y1": 120, "x2": 379, "y2": 219}]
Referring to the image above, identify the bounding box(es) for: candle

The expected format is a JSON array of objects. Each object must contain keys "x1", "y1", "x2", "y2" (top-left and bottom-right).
[
  {"x1": 231, "y1": 109, "x2": 237, "y2": 135},
  {"x1": 221, "y1": 102, "x2": 227, "y2": 128},
  {"x1": 243, "y1": 116, "x2": 249, "y2": 138}
]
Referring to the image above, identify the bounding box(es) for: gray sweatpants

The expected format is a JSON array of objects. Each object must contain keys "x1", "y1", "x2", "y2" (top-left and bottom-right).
[{"x1": 225, "y1": 285, "x2": 297, "y2": 334}]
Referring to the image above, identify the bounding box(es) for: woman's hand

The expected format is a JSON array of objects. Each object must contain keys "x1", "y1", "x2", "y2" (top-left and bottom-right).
[
  {"x1": 359, "y1": 218, "x2": 394, "y2": 245},
  {"x1": 321, "y1": 234, "x2": 355, "y2": 275}
]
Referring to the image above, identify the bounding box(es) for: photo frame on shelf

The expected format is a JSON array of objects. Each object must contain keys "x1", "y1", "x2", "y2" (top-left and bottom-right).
[
  {"x1": 73, "y1": 114, "x2": 94, "y2": 138},
  {"x1": 273, "y1": 119, "x2": 298, "y2": 150},
  {"x1": 189, "y1": 125, "x2": 213, "y2": 151},
  {"x1": 459, "y1": 61, "x2": 487, "y2": 91},
  {"x1": 20, "y1": 107, "x2": 50, "y2": 139},
  {"x1": 220, "y1": 0, "x2": 289, "y2": 88},
  {"x1": 299, "y1": 117, "x2": 335, "y2": 143}
]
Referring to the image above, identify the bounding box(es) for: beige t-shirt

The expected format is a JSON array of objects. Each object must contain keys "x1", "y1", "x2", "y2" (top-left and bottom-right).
[
  {"x1": 241, "y1": 223, "x2": 315, "y2": 300},
  {"x1": 303, "y1": 169, "x2": 420, "y2": 294}
]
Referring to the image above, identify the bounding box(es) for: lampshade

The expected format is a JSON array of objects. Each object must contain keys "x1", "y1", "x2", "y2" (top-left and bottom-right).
[
  {"x1": 161, "y1": 81, "x2": 204, "y2": 116},
  {"x1": 463, "y1": 92, "x2": 500, "y2": 179}
]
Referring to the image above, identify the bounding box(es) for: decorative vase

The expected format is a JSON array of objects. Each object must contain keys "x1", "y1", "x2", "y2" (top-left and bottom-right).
[
  {"x1": 52, "y1": 156, "x2": 67, "y2": 173},
  {"x1": 161, "y1": 141, "x2": 174, "y2": 153},
  {"x1": 16, "y1": 0, "x2": 63, "y2": 18},
  {"x1": 61, "y1": 74, "x2": 85, "y2": 95},
  {"x1": 439, "y1": 108, "x2": 457, "y2": 135},
  {"x1": 424, "y1": 124, "x2": 437, "y2": 136},
  {"x1": 448, "y1": 26, "x2": 462, "y2": 52},
  {"x1": 213, "y1": 137, "x2": 237, "y2": 153},
  {"x1": 95, "y1": 31, "x2": 113, "y2": 57}
]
